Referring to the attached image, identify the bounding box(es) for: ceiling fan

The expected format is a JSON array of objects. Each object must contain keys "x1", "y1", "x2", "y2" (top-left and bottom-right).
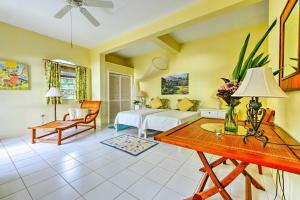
[{"x1": 54, "y1": 0, "x2": 114, "y2": 27}]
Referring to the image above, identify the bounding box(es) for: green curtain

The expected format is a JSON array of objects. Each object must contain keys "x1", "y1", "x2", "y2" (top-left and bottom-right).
[
  {"x1": 45, "y1": 60, "x2": 61, "y2": 104},
  {"x1": 75, "y1": 66, "x2": 87, "y2": 102}
]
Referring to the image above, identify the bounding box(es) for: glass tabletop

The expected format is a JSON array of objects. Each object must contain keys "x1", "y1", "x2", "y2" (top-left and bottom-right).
[{"x1": 200, "y1": 123, "x2": 247, "y2": 136}]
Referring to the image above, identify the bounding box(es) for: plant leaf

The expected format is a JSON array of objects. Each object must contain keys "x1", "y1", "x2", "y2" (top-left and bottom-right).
[
  {"x1": 232, "y1": 34, "x2": 250, "y2": 80},
  {"x1": 273, "y1": 69, "x2": 280, "y2": 76},
  {"x1": 238, "y1": 20, "x2": 277, "y2": 81}
]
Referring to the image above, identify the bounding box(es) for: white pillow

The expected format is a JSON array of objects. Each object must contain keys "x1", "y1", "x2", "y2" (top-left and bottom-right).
[
  {"x1": 76, "y1": 108, "x2": 89, "y2": 119},
  {"x1": 68, "y1": 108, "x2": 76, "y2": 120}
]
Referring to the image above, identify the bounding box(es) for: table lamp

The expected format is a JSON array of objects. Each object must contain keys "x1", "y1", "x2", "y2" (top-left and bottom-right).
[
  {"x1": 232, "y1": 67, "x2": 287, "y2": 147},
  {"x1": 137, "y1": 91, "x2": 147, "y2": 106},
  {"x1": 45, "y1": 87, "x2": 62, "y2": 121}
]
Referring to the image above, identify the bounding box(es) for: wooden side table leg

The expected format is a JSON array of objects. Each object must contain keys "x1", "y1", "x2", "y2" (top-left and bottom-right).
[
  {"x1": 258, "y1": 165, "x2": 263, "y2": 175},
  {"x1": 245, "y1": 175, "x2": 252, "y2": 200},
  {"x1": 57, "y1": 129, "x2": 62, "y2": 145},
  {"x1": 32, "y1": 129, "x2": 36, "y2": 144},
  {"x1": 197, "y1": 152, "x2": 232, "y2": 200}
]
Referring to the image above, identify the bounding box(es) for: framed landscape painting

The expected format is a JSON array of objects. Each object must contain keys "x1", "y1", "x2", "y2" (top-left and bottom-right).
[
  {"x1": 0, "y1": 60, "x2": 30, "y2": 90},
  {"x1": 161, "y1": 73, "x2": 189, "y2": 95}
]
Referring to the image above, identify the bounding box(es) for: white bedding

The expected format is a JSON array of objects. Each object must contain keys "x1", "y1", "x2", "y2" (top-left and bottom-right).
[
  {"x1": 114, "y1": 108, "x2": 167, "y2": 136},
  {"x1": 142, "y1": 110, "x2": 199, "y2": 135}
]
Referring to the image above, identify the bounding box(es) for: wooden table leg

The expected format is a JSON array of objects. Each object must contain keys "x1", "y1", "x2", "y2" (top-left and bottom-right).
[
  {"x1": 245, "y1": 175, "x2": 252, "y2": 200},
  {"x1": 197, "y1": 152, "x2": 232, "y2": 200},
  {"x1": 57, "y1": 129, "x2": 62, "y2": 145},
  {"x1": 229, "y1": 159, "x2": 265, "y2": 191},
  {"x1": 32, "y1": 128, "x2": 36, "y2": 144}
]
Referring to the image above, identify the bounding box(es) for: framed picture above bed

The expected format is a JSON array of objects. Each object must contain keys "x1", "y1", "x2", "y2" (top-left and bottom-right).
[
  {"x1": 161, "y1": 73, "x2": 189, "y2": 95},
  {"x1": 0, "y1": 60, "x2": 30, "y2": 90}
]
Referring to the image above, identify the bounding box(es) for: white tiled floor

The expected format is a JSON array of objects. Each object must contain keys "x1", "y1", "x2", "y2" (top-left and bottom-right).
[{"x1": 0, "y1": 127, "x2": 279, "y2": 200}]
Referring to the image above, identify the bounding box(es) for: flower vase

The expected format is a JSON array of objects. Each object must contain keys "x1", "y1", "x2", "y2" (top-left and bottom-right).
[{"x1": 224, "y1": 105, "x2": 238, "y2": 133}]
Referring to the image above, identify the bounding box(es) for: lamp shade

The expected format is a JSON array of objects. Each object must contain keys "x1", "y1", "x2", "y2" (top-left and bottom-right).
[
  {"x1": 137, "y1": 91, "x2": 147, "y2": 97},
  {"x1": 45, "y1": 87, "x2": 62, "y2": 97},
  {"x1": 232, "y1": 67, "x2": 287, "y2": 98}
]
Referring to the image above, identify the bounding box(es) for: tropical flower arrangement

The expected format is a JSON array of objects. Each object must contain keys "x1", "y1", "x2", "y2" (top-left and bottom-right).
[{"x1": 217, "y1": 20, "x2": 277, "y2": 133}]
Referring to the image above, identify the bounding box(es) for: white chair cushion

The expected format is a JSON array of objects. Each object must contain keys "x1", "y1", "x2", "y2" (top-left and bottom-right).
[
  {"x1": 76, "y1": 108, "x2": 89, "y2": 119},
  {"x1": 68, "y1": 108, "x2": 76, "y2": 120}
]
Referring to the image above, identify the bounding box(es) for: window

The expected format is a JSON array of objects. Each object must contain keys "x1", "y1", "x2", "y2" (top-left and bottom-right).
[{"x1": 60, "y1": 66, "x2": 76, "y2": 100}]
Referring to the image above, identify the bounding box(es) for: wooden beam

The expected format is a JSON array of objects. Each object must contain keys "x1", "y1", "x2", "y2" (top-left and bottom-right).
[
  {"x1": 153, "y1": 34, "x2": 181, "y2": 54},
  {"x1": 92, "y1": 0, "x2": 264, "y2": 54},
  {"x1": 105, "y1": 53, "x2": 132, "y2": 67}
]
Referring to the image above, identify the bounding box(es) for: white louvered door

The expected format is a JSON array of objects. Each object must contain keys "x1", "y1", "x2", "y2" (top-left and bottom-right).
[{"x1": 109, "y1": 72, "x2": 132, "y2": 123}]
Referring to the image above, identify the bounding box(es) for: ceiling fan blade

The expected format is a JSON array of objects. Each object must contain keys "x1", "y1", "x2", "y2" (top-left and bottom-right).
[
  {"x1": 54, "y1": 5, "x2": 72, "y2": 18},
  {"x1": 85, "y1": 0, "x2": 114, "y2": 8},
  {"x1": 80, "y1": 7, "x2": 100, "y2": 27}
]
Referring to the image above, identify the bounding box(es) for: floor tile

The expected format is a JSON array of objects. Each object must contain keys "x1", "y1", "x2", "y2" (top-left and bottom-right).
[
  {"x1": 71, "y1": 172, "x2": 105, "y2": 194},
  {"x1": 84, "y1": 181, "x2": 122, "y2": 200},
  {"x1": 45, "y1": 154, "x2": 73, "y2": 166},
  {"x1": 153, "y1": 187, "x2": 184, "y2": 200},
  {"x1": 128, "y1": 160, "x2": 155, "y2": 175},
  {"x1": 83, "y1": 156, "x2": 111, "y2": 170},
  {"x1": 158, "y1": 158, "x2": 183, "y2": 172},
  {"x1": 141, "y1": 151, "x2": 166, "y2": 165},
  {"x1": 39, "y1": 185, "x2": 80, "y2": 200},
  {"x1": 52, "y1": 159, "x2": 81, "y2": 173},
  {"x1": 114, "y1": 156, "x2": 139, "y2": 168},
  {"x1": 0, "y1": 163, "x2": 16, "y2": 173},
  {"x1": 14, "y1": 156, "x2": 44, "y2": 169},
  {"x1": 166, "y1": 174, "x2": 198, "y2": 197},
  {"x1": 75, "y1": 153, "x2": 101, "y2": 163},
  {"x1": 27, "y1": 175, "x2": 67, "y2": 199},
  {"x1": 127, "y1": 177, "x2": 162, "y2": 200},
  {"x1": 145, "y1": 166, "x2": 174, "y2": 185},
  {"x1": 115, "y1": 192, "x2": 137, "y2": 200},
  {"x1": 0, "y1": 179, "x2": 26, "y2": 199},
  {"x1": 95, "y1": 162, "x2": 125, "y2": 179},
  {"x1": 60, "y1": 164, "x2": 92, "y2": 182},
  {"x1": 22, "y1": 167, "x2": 58, "y2": 187},
  {"x1": 109, "y1": 170, "x2": 141, "y2": 190},
  {"x1": 18, "y1": 162, "x2": 49, "y2": 177},
  {"x1": 177, "y1": 162, "x2": 203, "y2": 181},
  {"x1": 1, "y1": 189, "x2": 32, "y2": 200},
  {"x1": 0, "y1": 169, "x2": 20, "y2": 185}
]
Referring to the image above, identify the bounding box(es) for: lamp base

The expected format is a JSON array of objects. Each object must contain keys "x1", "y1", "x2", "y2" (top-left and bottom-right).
[{"x1": 243, "y1": 128, "x2": 269, "y2": 147}]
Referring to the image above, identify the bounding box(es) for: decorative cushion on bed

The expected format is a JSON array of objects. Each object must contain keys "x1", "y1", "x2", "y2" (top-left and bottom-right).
[
  {"x1": 159, "y1": 98, "x2": 170, "y2": 109},
  {"x1": 177, "y1": 98, "x2": 194, "y2": 111},
  {"x1": 177, "y1": 99, "x2": 200, "y2": 111},
  {"x1": 150, "y1": 97, "x2": 163, "y2": 109},
  {"x1": 147, "y1": 98, "x2": 170, "y2": 109}
]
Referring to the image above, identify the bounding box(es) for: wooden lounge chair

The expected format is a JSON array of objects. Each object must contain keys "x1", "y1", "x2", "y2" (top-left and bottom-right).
[
  {"x1": 63, "y1": 100, "x2": 101, "y2": 130},
  {"x1": 30, "y1": 100, "x2": 101, "y2": 145}
]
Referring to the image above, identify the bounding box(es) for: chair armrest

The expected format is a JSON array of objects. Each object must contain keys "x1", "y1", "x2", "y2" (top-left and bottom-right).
[
  {"x1": 63, "y1": 114, "x2": 69, "y2": 121},
  {"x1": 84, "y1": 112, "x2": 98, "y2": 122}
]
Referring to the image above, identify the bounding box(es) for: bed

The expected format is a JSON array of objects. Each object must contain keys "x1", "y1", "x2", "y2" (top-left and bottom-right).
[
  {"x1": 114, "y1": 108, "x2": 168, "y2": 137},
  {"x1": 142, "y1": 110, "x2": 200, "y2": 138}
]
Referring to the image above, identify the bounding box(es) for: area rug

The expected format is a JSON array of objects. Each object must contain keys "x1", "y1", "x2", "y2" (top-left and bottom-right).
[{"x1": 100, "y1": 135, "x2": 158, "y2": 156}]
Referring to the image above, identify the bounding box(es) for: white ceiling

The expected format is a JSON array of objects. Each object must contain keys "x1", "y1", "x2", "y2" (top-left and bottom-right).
[
  {"x1": 0, "y1": 0, "x2": 199, "y2": 48},
  {"x1": 171, "y1": 0, "x2": 268, "y2": 43},
  {"x1": 116, "y1": 40, "x2": 160, "y2": 58},
  {"x1": 115, "y1": 0, "x2": 268, "y2": 58}
]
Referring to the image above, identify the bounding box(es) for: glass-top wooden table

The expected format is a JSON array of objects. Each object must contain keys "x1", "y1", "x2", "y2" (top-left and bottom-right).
[{"x1": 200, "y1": 122, "x2": 247, "y2": 136}]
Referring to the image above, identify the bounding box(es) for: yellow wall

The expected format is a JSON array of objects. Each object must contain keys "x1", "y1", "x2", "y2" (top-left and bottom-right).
[
  {"x1": 131, "y1": 23, "x2": 268, "y2": 118},
  {"x1": 268, "y1": 0, "x2": 300, "y2": 198},
  {"x1": 0, "y1": 22, "x2": 91, "y2": 138}
]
